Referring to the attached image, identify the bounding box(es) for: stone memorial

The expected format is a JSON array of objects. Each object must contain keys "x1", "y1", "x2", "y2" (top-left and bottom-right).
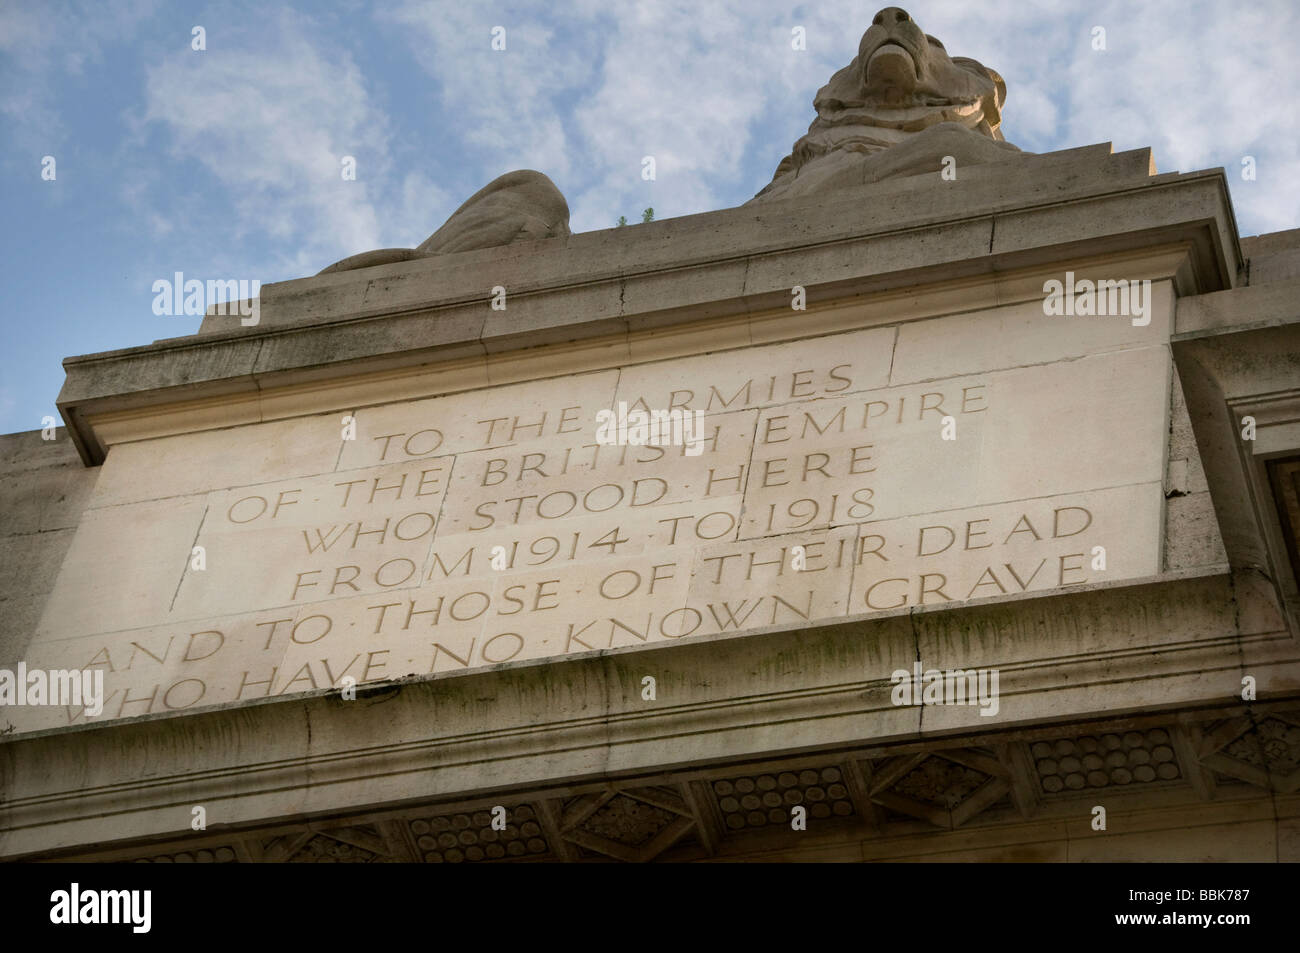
[{"x1": 1, "y1": 7, "x2": 1297, "y2": 863}]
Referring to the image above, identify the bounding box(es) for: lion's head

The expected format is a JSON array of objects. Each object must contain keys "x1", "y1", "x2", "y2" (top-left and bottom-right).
[{"x1": 767, "y1": 6, "x2": 1008, "y2": 185}]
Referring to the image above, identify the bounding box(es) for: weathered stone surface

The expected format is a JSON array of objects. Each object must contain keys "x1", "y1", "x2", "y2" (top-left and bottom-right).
[
  {"x1": 319, "y1": 170, "x2": 570, "y2": 276},
  {"x1": 416, "y1": 170, "x2": 570, "y2": 255},
  {"x1": 1243, "y1": 227, "x2": 1300, "y2": 285},
  {"x1": 191, "y1": 144, "x2": 1202, "y2": 342},
  {"x1": 0, "y1": 431, "x2": 100, "y2": 665},
  {"x1": 10, "y1": 289, "x2": 1189, "y2": 734},
  {"x1": 1176, "y1": 274, "x2": 1300, "y2": 335},
  {"x1": 1, "y1": 571, "x2": 1291, "y2": 858}
]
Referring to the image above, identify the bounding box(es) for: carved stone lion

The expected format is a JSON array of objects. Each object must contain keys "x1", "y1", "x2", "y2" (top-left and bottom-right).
[
  {"x1": 751, "y1": 5, "x2": 1022, "y2": 203},
  {"x1": 318, "y1": 169, "x2": 569, "y2": 275},
  {"x1": 319, "y1": 6, "x2": 1021, "y2": 275}
]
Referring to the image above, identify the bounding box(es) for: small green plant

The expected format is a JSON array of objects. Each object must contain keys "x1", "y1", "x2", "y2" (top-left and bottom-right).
[{"x1": 642, "y1": 207, "x2": 654, "y2": 223}]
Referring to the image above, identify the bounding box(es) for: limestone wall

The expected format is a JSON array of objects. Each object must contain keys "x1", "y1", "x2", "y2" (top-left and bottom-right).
[
  {"x1": 3, "y1": 269, "x2": 1210, "y2": 734},
  {"x1": 0, "y1": 431, "x2": 99, "y2": 666}
]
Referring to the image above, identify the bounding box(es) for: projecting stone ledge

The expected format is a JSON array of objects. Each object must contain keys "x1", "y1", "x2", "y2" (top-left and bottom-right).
[{"x1": 194, "y1": 142, "x2": 1170, "y2": 338}]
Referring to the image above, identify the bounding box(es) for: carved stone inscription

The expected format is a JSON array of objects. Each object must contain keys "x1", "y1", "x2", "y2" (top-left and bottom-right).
[{"x1": 17, "y1": 322, "x2": 1168, "y2": 729}]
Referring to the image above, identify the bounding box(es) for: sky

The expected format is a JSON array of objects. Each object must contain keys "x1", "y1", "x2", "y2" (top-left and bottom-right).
[{"x1": 2, "y1": 0, "x2": 1298, "y2": 437}]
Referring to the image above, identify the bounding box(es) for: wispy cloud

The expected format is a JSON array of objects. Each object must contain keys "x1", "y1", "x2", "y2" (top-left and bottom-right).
[
  {"x1": 379, "y1": 3, "x2": 601, "y2": 187},
  {"x1": 138, "y1": 8, "x2": 397, "y2": 273},
  {"x1": 1059, "y1": 0, "x2": 1300, "y2": 234},
  {"x1": 0, "y1": 0, "x2": 160, "y2": 151}
]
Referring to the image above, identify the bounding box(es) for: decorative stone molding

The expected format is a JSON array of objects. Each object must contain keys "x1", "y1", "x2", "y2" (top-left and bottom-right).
[
  {"x1": 51, "y1": 707, "x2": 1292, "y2": 863},
  {"x1": 1198, "y1": 711, "x2": 1300, "y2": 793}
]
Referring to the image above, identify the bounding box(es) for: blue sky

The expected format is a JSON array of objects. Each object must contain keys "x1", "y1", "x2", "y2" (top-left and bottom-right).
[{"x1": 2, "y1": 0, "x2": 1298, "y2": 437}]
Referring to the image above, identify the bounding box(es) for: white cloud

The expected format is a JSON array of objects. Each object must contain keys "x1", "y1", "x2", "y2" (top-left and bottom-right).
[
  {"x1": 1060, "y1": 0, "x2": 1300, "y2": 234},
  {"x1": 140, "y1": 10, "x2": 394, "y2": 272},
  {"x1": 567, "y1": 1, "x2": 779, "y2": 229},
  {"x1": 380, "y1": 2, "x2": 598, "y2": 181},
  {"x1": 388, "y1": 171, "x2": 453, "y2": 248},
  {"x1": 0, "y1": 0, "x2": 160, "y2": 148}
]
